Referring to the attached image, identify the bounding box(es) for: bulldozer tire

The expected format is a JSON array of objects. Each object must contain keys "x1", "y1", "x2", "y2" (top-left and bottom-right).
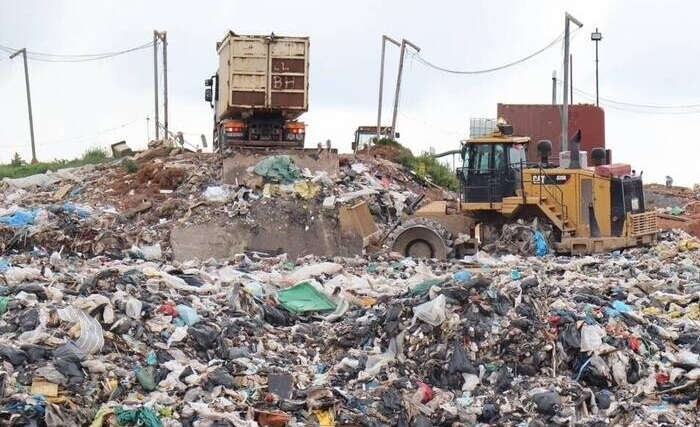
[{"x1": 387, "y1": 217, "x2": 453, "y2": 259}]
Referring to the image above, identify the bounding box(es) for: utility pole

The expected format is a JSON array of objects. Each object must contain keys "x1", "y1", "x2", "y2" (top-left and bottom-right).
[
  {"x1": 391, "y1": 39, "x2": 420, "y2": 140},
  {"x1": 9, "y1": 48, "x2": 38, "y2": 164},
  {"x1": 562, "y1": 12, "x2": 583, "y2": 153},
  {"x1": 551, "y1": 70, "x2": 557, "y2": 104},
  {"x1": 570, "y1": 53, "x2": 573, "y2": 103},
  {"x1": 375, "y1": 35, "x2": 400, "y2": 146},
  {"x1": 162, "y1": 31, "x2": 169, "y2": 138},
  {"x1": 591, "y1": 28, "x2": 602, "y2": 107},
  {"x1": 153, "y1": 31, "x2": 160, "y2": 140},
  {"x1": 152, "y1": 30, "x2": 169, "y2": 140}
]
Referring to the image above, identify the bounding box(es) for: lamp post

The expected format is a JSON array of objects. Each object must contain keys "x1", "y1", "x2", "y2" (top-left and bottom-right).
[{"x1": 591, "y1": 28, "x2": 602, "y2": 107}]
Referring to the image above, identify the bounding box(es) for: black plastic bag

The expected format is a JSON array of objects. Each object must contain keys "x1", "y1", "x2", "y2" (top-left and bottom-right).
[{"x1": 448, "y1": 341, "x2": 477, "y2": 374}]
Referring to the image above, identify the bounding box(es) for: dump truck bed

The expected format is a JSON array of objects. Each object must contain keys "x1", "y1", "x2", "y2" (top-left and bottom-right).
[{"x1": 216, "y1": 32, "x2": 309, "y2": 121}]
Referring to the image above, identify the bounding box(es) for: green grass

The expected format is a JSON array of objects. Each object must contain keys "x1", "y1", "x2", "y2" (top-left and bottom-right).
[{"x1": 0, "y1": 147, "x2": 111, "y2": 179}]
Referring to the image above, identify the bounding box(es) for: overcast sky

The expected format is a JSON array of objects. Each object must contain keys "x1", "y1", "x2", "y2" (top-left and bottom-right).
[{"x1": 1, "y1": 0, "x2": 697, "y2": 186}]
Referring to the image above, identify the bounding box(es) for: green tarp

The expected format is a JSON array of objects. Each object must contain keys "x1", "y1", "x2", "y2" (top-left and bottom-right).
[
  {"x1": 276, "y1": 281, "x2": 336, "y2": 314},
  {"x1": 253, "y1": 155, "x2": 301, "y2": 184}
]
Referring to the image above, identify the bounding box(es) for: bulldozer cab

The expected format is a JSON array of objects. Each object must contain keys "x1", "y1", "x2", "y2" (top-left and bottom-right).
[{"x1": 459, "y1": 127, "x2": 530, "y2": 204}]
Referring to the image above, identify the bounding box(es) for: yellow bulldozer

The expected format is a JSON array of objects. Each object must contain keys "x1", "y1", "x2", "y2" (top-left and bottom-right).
[{"x1": 385, "y1": 121, "x2": 659, "y2": 257}]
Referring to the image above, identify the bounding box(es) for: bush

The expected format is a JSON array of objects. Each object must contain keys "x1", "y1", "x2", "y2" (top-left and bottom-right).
[
  {"x1": 123, "y1": 159, "x2": 138, "y2": 173},
  {"x1": 391, "y1": 146, "x2": 459, "y2": 191},
  {"x1": 10, "y1": 152, "x2": 24, "y2": 166},
  {"x1": 81, "y1": 147, "x2": 110, "y2": 163}
]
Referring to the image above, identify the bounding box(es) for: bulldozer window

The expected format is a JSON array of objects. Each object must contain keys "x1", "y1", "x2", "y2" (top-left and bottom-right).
[
  {"x1": 509, "y1": 145, "x2": 527, "y2": 167},
  {"x1": 494, "y1": 144, "x2": 505, "y2": 171},
  {"x1": 470, "y1": 144, "x2": 491, "y2": 173}
]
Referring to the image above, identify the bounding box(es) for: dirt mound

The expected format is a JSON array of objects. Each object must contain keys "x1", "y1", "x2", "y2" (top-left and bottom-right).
[{"x1": 356, "y1": 143, "x2": 413, "y2": 164}]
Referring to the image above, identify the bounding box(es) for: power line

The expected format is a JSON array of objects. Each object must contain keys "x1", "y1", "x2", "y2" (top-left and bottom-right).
[
  {"x1": 412, "y1": 32, "x2": 565, "y2": 75},
  {"x1": 40, "y1": 118, "x2": 140, "y2": 146},
  {"x1": 576, "y1": 91, "x2": 700, "y2": 115},
  {"x1": 0, "y1": 41, "x2": 154, "y2": 62},
  {"x1": 556, "y1": 79, "x2": 700, "y2": 112}
]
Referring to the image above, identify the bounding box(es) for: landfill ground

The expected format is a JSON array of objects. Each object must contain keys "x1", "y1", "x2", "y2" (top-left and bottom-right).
[{"x1": 1, "y1": 144, "x2": 700, "y2": 426}]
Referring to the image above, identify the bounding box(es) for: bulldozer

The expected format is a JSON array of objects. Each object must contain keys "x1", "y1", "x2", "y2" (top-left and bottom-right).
[{"x1": 385, "y1": 121, "x2": 659, "y2": 257}]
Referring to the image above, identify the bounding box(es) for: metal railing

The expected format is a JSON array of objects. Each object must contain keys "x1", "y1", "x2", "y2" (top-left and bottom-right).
[
  {"x1": 524, "y1": 162, "x2": 569, "y2": 227},
  {"x1": 458, "y1": 164, "x2": 569, "y2": 229}
]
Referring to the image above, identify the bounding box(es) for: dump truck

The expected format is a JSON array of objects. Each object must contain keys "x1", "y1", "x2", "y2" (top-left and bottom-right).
[
  {"x1": 205, "y1": 31, "x2": 339, "y2": 185},
  {"x1": 205, "y1": 31, "x2": 311, "y2": 151},
  {"x1": 386, "y1": 121, "x2": 658, "y2": 257}
]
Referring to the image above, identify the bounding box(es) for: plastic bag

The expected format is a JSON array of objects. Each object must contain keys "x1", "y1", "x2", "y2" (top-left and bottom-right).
[
  {"x1": 140, "y1": 244, "x2": 163, "y2": 260},
  {"x1": 125, "y1": 298, "x2": 143, "y2": 320},
  {"x1": 253, "y1": 155, "x2": 301, "y2": 184},
  {"x1": 0, "y1": 258, "x2": 9, "y2": 273},
  {"x1": 135, "y1": 366, "x2": 157, "y2": 391},
  {"x1": 202, "y1": 186, "x2": 231, "y2": 202},
  {"x1": 62, "y1": 202, "x2": 92, "y2": 218},
  {"x1": 448, "y1": 340, "x2": 478, "y2": 374},
  {"x1": 413, "y1": 294, "x2": 447, "y2": 326},
  {"x1": 287, "y1": 262, "x2": 343, "y2": 283},
  {"x1": 453, "y1": 270, "x2": 472, "y2": 283},
  {"x1": 580, "y1": 324, "x2": 606, "y2": 352},
  {"x1": 175, "y1": 304, "x2": 200, "y2": 326},
  {"x1": 534, "y1": 231, "x2": 548, "y2": 256},
  {"x1": 0, "y1": 209, "x2": 37, "y2": 227},
  {"x1": 56, "y1": 306, "x2": 104, "y2": 354}
]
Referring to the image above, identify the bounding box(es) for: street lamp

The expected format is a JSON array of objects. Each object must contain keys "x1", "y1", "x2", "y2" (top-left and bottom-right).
[{"x1": 591, "y1": 28, "x2": 602, "y2": 107}]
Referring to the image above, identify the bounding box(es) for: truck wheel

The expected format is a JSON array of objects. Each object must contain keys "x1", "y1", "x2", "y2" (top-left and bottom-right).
[{"x1": 387, "y1": 217, "x2": 452, "y2": 259}]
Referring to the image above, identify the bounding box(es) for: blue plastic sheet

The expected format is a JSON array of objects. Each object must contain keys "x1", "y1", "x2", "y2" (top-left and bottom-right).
[
  {"x1": 0, "y1": 259, "x2": 9, "y2": 273},
  {"x1": 0, "y1": 209, "x2": 37, "y2": 227},
  {"x1": 534, "y1": 231, "x2": 548, "y2": 256},
  {"x1": 453, "y1": 270, "x2": 472, "y2": 283},
  {"x1": 175, "y1": 304, "x2": 200, "y2": 326},
  {"x1": 62, "y1": 202, "x2": 92, "y2": 218},
  {"x1": 611, "y1": 300, "x2": 632, "y2": 313}
]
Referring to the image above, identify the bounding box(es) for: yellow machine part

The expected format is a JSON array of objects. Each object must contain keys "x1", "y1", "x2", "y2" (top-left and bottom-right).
[{"x1": 454, "y1": 167, "x2": 658, "y2": 254}]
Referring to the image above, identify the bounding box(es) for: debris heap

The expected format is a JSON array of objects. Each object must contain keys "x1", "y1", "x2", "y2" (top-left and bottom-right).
[{"x1": 1, "y1": 151, "x2": 700, "y2": 426}]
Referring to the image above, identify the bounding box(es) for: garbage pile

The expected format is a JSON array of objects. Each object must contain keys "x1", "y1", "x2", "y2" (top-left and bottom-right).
[
  {"x1": 0, "y1": 151, "x2": 448, "y2": 259},
  {"x1": 646, "y1": 183, "x2": 700, "y2": 238},
  {"x1": 0, "y1": 226, "x2": 699, "y2": 425}
]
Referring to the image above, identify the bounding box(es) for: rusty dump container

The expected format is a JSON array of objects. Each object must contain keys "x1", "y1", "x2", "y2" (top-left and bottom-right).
[
  {"x1": 497, "y1": 103, "x2": 605, "y2": 164},
  {"x1": 216, "y1": 31, "x2": 309, "y2": 121}
]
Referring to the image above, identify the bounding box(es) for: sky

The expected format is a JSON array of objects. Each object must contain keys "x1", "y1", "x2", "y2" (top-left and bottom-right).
[{"x1": 0, "y1": 0, "x2": 698, "y2": 187}]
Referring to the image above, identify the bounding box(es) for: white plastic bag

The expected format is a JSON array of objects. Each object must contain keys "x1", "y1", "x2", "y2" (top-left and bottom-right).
[
  {"x1": 580, "y1": 324, "x2": 606, "y2": 352},
  {"x1": 413, "y1": 294, "x2": 447, "y2": 326},
  {"x1": 56, "y1": 306, "x2": 104, "y2": 354},
  {"x1": 202, "y1": 185, "x2": 231, "y2": 202},
  {"x1": 287, "y1": 262, "x2": 343, "y2": 283}
]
